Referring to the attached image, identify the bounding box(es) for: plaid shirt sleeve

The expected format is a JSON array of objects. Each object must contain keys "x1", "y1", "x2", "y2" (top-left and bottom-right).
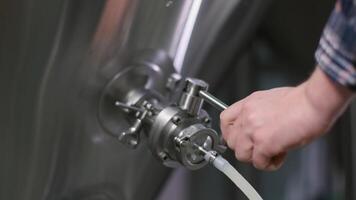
[{"x1": 315, "y1": 0, "x2": 356, "y2": 90}]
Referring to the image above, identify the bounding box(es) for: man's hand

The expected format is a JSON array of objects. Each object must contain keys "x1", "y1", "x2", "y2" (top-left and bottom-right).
[{"x1": 220, "y1": 68, "x2": 353, "y2": 171}]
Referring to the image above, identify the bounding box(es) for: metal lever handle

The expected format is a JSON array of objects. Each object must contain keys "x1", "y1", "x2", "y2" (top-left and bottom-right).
[
  {"x1": 115, "y1": 101, "x2": 145, "y2": 113},
  {"x1": 199, "y1": 90, "x2": 228, "y2": 111},
  {"x1": 114, "y1": 101, "x2": 153, "y2": 148},
  {"x1": 198, "y1": 90, "x2": 228, "y2": 153},
  {"x1": 118, "y1": 110, "x2": 148, "y2": 148}
]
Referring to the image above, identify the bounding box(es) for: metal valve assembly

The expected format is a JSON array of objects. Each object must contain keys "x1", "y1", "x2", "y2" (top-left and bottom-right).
[{"x1": 98, "y1": 50, "x2": 227, "y2": 170}]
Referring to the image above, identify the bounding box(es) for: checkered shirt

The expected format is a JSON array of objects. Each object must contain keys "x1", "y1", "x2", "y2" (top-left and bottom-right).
[{"x1": 315, "y1": 0, "x2": 356, "y2": 90}]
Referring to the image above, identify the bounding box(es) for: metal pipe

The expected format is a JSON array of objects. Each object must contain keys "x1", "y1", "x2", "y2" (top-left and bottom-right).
[{"x1": 199, "y1": 90, "x2": 228, "y2": 111}]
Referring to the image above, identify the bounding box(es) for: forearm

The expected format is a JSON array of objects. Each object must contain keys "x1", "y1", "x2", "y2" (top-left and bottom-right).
[{"x1": 304, "y1": 67, "x2": 354, "y2": 124}]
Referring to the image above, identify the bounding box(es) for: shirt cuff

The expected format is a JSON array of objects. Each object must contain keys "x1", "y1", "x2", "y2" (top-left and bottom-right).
[{"x1": 315, "y1": 9, "x2": 356, "y2": 91}]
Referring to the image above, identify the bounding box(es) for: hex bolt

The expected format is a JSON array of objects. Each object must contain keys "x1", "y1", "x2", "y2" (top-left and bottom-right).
[
  {"x1": 158, "y1": 152, "x2": 169, "y2": 161},
  {"x1": 172, "y1": 116, "x2": 181, "y2": 124},
  {"x1": 147, "y1": 111, "x2": 153, "y2": 117},
  {"x1": 174, "y1": 136, "x2": 189, "y2": 148},
  {"x1": 203, "y1": 117, "x2": 211, "y2": 124},
  {"x1": 190, "y1": 153, "x2": 197, "y2": 161},
  {"x1": 128, "y1": 139, "x2": 138, "y2": 147},
  {"x1": 145, "y1": 103, "x2": 153, "y2": 110}
]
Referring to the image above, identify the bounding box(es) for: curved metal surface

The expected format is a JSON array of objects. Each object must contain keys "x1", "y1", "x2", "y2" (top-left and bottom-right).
[
  {"x1": 0, "y1": 0, "x2": 261, "y2": 200},
  {"x1": 185, "y1": 0, "x2": 273, "y2": 83}
]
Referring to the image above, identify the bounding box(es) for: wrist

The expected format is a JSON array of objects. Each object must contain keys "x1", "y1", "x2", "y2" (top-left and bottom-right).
[{"x1": 303, "y1": 67, "x2": 354, "y2": 122}]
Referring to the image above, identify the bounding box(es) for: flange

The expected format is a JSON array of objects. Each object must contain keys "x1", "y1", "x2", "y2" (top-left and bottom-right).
[{"x1": 98, "y1": 50, "x2": 175, "y2": 138}]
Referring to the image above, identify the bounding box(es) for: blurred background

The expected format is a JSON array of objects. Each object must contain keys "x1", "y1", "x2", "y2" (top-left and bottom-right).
[{"x1": 1, "y1": 0, "x2": 355, "y2": 199}]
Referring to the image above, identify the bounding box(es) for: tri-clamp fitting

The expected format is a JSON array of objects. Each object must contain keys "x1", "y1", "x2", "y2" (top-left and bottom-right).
[{"x1": 99, "y1": 50, "x2": 228, "y2": 170}]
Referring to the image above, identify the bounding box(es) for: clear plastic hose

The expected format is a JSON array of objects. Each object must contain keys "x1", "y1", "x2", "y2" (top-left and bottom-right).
[
  {"x1": 211, "y1": 155, "x2": 263, "y2": 200},
  {"x1": 193, "y1": 144, "x2": 263, "y2": 199}
]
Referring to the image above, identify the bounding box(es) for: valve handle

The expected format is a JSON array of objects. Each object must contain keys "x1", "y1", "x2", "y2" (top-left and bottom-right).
[
  {"x1": 115, "y1": 101, "x2": 145, "y2": 113},
  {"x1": 114, "y1": 101, "x2": 152, "y2": 148},
  {"x1": 199, "y1": 90, "x2": 228, "y2": 111},
  {"x1": 118, "y1": 110, "x2": 149, "y2": 148}
]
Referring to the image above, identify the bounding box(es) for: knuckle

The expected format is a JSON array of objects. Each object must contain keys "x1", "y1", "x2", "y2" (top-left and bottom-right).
[
  {"x1": 221, "y1": 128, "x2": 228, "y2": 139},
  {"x1": 227, "y1": 140, "x2": 234, "y2": 150},
  {"x1": 242, "y1": 101, "x2": 251, "y2": 111},
  {"x1": 219, "y1": 112, "x2": 227, "y2": 122},
  {"x1": 242, "y1": 101, "x2": 255, "y2": 115},
  {"x1": 252, "y1": 159, "x2": 267, "y2": 170},
  {"x1": 250, "y1": 132, "x2": 261, "y2": 144},
  {"x1": 259, "y1": 142, "x2": 273, "y2": 156},
  {"x1": 226, "y1": 136, "x2": 235, "y2": 150},
  {"x1": 235, "y1": 150, "x2": 251, "y2": 163},
  {"x1": 250, "y1": 91, "x2": 261, "y2": 98},
  {"x1": 235, "y1": 141, "x2": 253, "y2": 162},
  {"x1": 246, "y1": 113, "x2": 256, "y2": 123},
  {"x1": 251, "y1": 131, "x2": 268, "y2": 147},
  {"x1": 252, "y1": 156, "x2": 269, "y2": 170},
  {"x1": 235, "y1": 151, "x2": 244, "y2": 161}
]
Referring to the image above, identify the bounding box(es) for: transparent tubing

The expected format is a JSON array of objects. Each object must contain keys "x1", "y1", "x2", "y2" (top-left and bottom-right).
[
  {"x1": 211, "y1": 155, "x2": 263, "y2": 200},
  {"x1": 195, "y1": 145, "x2": 263, "y2": 200}
]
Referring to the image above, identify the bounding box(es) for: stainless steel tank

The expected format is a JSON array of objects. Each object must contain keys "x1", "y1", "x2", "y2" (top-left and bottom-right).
[{"x1": 0, "y1": 0, "x2": 265, "y2": 199}]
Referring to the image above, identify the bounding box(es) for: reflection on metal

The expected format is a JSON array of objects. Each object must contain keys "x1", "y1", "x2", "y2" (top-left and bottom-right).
[
  {"x1": 173, "y1": 0, "x2": 203, "y2": 71},
  {"x1": 199, "y1": 90, "x2": 229, "y2": 111},
  {"x1": 0, "y1": 0, "x2": 256, "y2": 199}
]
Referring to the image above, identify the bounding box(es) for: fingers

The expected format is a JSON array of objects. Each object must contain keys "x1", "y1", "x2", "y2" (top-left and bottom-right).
[
  {"x1": 220, "y1": 100, "x2": 244, "y2": 124},
  {"x1": 219, "y1": 96, "x2": 288, "y2": 171},
  {"x1": 252, "y1": 148, "x2": 286, "y2": 171},
  {"x1": 220, "y1": 100, "x2": 244, "y2": 139},
  {"x1": 252, "y1": 148, "x2": 270, "y2": 170},
  {"x1": 220, "y1": 99, "x2": 254, "y2": 163},
  {"x1": 234, "y1": 139, "x2": 253, "y2": 162},
  {"x1": 233, "y1": 128, "x2": 253, "y2": 162},
  {"x1": 225, "y1": 124, "x2": 238, "y2": 149},
  {"x1": 220, "y1": 100, "x2": 254, "y2": 163}
]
